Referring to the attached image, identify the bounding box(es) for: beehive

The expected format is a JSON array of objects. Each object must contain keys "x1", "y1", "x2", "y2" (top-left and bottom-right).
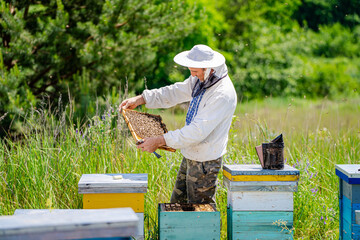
[
  {"x1": 158, "y1": 203, "x2": 220, "y2": 240},
  {"x1": 336, "y1": 164, "x2": 360, "y2": 240},
  {"x1": 78, "y1": 173, "x2": 148, "y2": 240},
  {"x1": 224, "y1": 164, "x2": 300, "y2": 240},
  {"x1": 2, "y1": 208, "x2": 138, "y2": 240}
]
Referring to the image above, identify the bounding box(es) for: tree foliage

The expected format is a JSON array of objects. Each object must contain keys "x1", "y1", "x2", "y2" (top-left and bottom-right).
[
  {"x1": 210, "y1": 0, "x2": 360, "y2": 100},
  {"x1": 1, "y1": 0, "x2": 360, "y2": 135},
  {"x1": 294, "y1": 0, "x2": 360, "y2": 30},
  {"x1": 0, "y1": 0, "x2": 196, "y2": 135}
]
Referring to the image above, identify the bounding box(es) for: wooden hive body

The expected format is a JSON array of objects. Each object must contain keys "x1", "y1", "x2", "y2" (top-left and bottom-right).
[
  {"x1": 227, "y1": 205, "x2": 293, "y2": 240},
  {"x1": 78, "y1": 173, "x2": 148, "y2": 240},
  {"x1": 2, "y1": 208, "x2": 138, "y2": 240},
  {"x1": 224, "y1": 164, "x2": 299, "y2": 240},
  {"x1": 336, "y1": 164, "x2": 360, "y2": 240},
  {"x1": 158, "y1": 203, "x2": 220, "y2": 240}
]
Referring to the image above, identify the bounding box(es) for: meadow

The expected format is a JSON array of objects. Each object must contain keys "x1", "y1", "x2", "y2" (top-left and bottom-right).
[{"x1": 0, "y1": 96, "x2": 359, "y2": 239}]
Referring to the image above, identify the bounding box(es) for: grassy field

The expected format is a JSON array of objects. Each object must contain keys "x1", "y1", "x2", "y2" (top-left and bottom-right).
[{"x1": 0, "y1": 97, "x2": 359, "y2": 239}]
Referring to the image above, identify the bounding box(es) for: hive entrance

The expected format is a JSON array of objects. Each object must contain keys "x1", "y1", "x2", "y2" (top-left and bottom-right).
[{"x1": 163, "y1": 203, "x2": 215, "y2": 212}]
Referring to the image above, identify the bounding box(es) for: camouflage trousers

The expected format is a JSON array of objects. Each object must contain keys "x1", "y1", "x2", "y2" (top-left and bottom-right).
[{"x1": 170, "y1": 156, "x2": 222, "y2": 204}]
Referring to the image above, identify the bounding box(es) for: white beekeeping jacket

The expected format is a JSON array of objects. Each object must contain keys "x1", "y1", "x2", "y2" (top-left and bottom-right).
[{"x1": 142, "y1": 63, "x2": 237, "y2": 162}]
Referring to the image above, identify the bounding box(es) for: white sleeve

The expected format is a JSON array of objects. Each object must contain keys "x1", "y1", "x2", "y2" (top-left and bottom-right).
[
  {"x1": 163, "y1": 93, "x2": 234, "y2": 149},
  {"x1": 142, "y1": 77, "x2": 194, "y2": 109}
]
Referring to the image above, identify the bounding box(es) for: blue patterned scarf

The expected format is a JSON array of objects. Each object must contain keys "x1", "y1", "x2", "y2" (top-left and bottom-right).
[
  {"x1": 185, "y1": 88, "x2": 206, "y2": 125},
  {"x1": 185, "y1": 73, "x2": 227, "y2": 125}
]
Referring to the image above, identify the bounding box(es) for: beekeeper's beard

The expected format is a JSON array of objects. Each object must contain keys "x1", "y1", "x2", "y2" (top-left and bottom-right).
[{"x1": 204, "y1": 68, "x2": 212, "y2": 82}]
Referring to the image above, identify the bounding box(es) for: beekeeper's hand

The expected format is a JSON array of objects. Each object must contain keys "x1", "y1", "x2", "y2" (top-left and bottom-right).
[
  {"x1": 137, "y1": 136, "x2": 166, "y2": 153},
  {"x1": 119, "y1": 95, "x2": 145, "y2": 111}
]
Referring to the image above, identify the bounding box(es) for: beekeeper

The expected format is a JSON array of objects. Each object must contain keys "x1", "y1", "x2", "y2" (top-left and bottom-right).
[{"x1": 120, "y1": 44, "x2": 237, "y2": 204}]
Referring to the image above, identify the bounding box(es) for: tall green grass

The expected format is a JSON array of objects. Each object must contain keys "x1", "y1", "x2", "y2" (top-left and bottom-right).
[{"x1": 0, "y1": 97, "x2": 359, "y2": 239}]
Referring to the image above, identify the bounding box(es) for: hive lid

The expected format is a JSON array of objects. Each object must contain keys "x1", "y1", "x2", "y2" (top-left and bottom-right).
[
  {"x1": 78, "y1": 173, "x2": 148, "y2": 194},
  {"x1": 0, "y1": 208, "x2": 138, "y2": 239},
  {"x1": 223, "y1": 164, "x2": 300, "y2": 176},
  {"x1": 335, "y1": 164, "x2": 360, "y2": 184}
]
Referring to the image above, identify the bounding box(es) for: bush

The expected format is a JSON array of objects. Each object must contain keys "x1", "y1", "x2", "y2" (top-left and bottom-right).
[{"x1": 297, "y1": 57, "x2": 360, "y2": 98}]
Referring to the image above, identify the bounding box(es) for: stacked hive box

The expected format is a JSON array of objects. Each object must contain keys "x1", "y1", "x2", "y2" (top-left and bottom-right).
[
  {"x1": 78, "y1": 173, "x2": 148, "y2": 240},
  {"x1": 158, "y1": 203, "x2": 220, "y2": 240},
  {"x1": 336, "y1": 164, "x2": 360, "y2": 239},
  {"x1": 2, "y1": 208, "x2": 138, "y2": 240},
  {"x1": 223, "y1": 164, "x2": 300, "y2": 240}
]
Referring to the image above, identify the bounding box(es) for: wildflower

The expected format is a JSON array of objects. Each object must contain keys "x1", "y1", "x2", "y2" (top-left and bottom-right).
[
  {"x1": 311, "y1": 188, "x2": 318, "y2": 195},
  {"x1": 305, "y1": 160, "x2": 310, "y2": 171}
]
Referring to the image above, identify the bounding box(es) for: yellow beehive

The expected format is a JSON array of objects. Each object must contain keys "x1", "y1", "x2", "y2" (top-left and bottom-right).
[
  {"x1": 78, "y1": 173, "x2": 147, "y2": 212},
  {"x1": 78, "y1": 173, "x2": 148, "y2": 240}
]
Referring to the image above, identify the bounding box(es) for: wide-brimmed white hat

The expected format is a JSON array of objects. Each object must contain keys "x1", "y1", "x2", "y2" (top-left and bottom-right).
[{"x1": 174, "y1": 44, "x2": 225, "y2": 68}]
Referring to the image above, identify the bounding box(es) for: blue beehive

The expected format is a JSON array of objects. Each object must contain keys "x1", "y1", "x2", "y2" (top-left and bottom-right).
[{"x1": 336, "y1": 164, "x2": 360, "y2": 240}]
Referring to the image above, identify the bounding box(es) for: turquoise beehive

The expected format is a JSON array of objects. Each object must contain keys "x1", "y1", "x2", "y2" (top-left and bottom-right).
[
  {"x1": 224, "y1": 164, "x2": 300, "y2": 240},
  {"x1": 158, "y1": 203, "x2": 220, "y2": 240}
]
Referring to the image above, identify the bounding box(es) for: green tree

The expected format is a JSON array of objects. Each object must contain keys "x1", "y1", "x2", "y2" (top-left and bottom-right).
[
  {"x1": 294, "y1": 0, "x2": 360, "y2": 30},
  {"x1": 213, "y1": 0, "x2": 360, "y2": 100},
  {"x1": 0, "y1": 0, "x2": 196, "y2": 136}
]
